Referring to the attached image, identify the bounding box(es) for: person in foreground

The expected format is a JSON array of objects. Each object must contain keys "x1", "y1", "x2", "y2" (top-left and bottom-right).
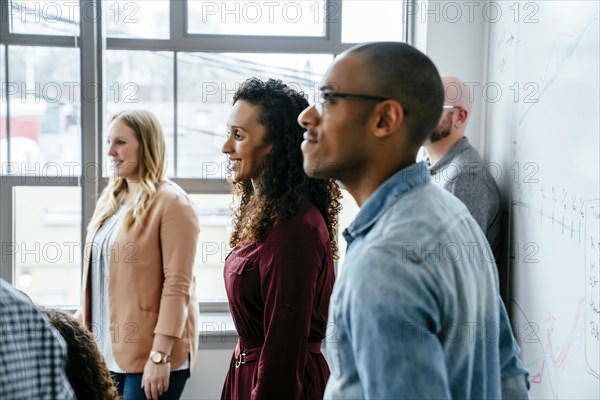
[
  {"x1": 76, "y1": 110, "x2": 199, "y2": 400},
  {"x1": 298, "y1": 42, "x2": 529, "y2": 399},
  {"x1": 0, "y1": 279, "x2": 75, "y2": 399},
  {"x1": 42, "y1": 308, "x2": 120, "y2": 400},
  {"x1": 221, "y1": 78, "x2": 341, "y2": 400}
]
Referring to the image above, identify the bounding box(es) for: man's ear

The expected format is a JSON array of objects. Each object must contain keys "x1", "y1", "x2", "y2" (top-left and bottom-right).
[
  {"x1": 372, "y1": 100, "x2": 405, "y2": 138},
  {"x1": 455, "y1": 108, "x2": 469, "y2": 126}
]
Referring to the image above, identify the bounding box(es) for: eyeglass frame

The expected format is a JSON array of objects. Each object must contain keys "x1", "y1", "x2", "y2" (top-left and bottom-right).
[{"x1": 315, "y1": 91, "x2": 409, "y2": 116}]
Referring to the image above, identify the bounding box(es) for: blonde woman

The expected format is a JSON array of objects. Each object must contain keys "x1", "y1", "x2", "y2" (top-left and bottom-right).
[{"x1": 75, "y1": 110, "x2": 199, "y2": 400}]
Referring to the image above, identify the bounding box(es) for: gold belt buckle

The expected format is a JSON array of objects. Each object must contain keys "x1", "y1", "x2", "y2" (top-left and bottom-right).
[{"x1": 235, "y1": 352, "x2": 246, "y2": 368}]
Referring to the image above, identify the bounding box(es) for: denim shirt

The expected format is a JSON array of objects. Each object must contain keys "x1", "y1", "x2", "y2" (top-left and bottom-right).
[{"x1": 324, "y1": 162, "x2": 528, "y2": 399}]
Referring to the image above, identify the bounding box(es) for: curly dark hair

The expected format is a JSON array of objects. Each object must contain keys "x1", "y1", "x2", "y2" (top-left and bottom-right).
[
  {"x1": 41, "y1": 308, "x2": 120, "y2": 400},
  {"x1": 229, "y1": 78, "x2": 342, "y2": 259}
]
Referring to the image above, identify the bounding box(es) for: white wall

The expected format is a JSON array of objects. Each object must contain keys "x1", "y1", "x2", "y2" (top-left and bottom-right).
[
  {"x1": 181, "y1": 348, "x2": 232, "y2": 400},
  {"x1": 414, "y1": 0, "x2": 489, "y2": 154}
]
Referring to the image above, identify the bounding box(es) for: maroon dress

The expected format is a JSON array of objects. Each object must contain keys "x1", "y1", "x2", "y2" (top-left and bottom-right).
[{"x1": 221, "y1": 203, "x2": 335, "y2": 400}]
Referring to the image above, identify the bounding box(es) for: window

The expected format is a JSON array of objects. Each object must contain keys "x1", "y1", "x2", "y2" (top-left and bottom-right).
[
  {"x1": 13, "y1": 187, "x2": 81, "y2": 306},
  {"x1": 177, "y1": 52, "x2": 332, "y2": 177},
  {"x1": 7, "y1": 46, "x2": 81, "y2": 176},
  {"x1": 342, "y1": 1, "x2": 405, "y2": 43},
  {"x1": 1, "y1": 45, "x2": 7, "y2": 169},
  {"x1": 8, "y1": 0, "x2": 80, "y2": 36},
  {"x1": 0, "y1": 0, "x2": 409, "y2": 310},
  {"x1": 103, "y1": 0, "x2": 169, "y2": 39},
  {"x1": 187, "y1": 0, "x2": 326, "y2": 36},
  {"x1": 104, "y1": 50, "x2": 175, "y2": 175},
  {"x1": 1, "y1": 1, "x2": 84, "y2": 308},
  {"x1": 190, "y1": 194, "x2": 232, "y2": 302}
]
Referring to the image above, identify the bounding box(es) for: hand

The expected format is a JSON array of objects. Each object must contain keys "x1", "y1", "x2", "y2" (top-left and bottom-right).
[{"x1": 141, "y1": 359, "x2": 170, "y2": 400}]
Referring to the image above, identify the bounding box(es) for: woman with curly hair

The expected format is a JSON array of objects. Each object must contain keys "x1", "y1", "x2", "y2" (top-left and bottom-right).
[
  {"x1": 42, "y1": 308, "x2": 120, "y2": 400},
  {"x1": 221, "y1": 78, "x2": 342, "y2": 400}
]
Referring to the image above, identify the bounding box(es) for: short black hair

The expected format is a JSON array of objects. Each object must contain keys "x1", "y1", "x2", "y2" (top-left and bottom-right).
[{"x1": 347, "y1": 42, "x2": 444, "y2": 147}]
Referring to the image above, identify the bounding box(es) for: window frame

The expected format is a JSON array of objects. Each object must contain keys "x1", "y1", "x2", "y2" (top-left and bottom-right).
[{"x1": 0, "y1": 0, "x2": 101, "y2": 291}]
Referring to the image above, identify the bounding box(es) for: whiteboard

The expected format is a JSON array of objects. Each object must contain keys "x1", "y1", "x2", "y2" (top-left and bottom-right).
[{"x1": 488, "y1": 1, "x2": 599, "y2": 398}]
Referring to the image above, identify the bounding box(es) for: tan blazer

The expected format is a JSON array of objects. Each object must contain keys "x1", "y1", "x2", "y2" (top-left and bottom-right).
[{"x1": 81, "y1": 180, "x2": 199, "y2": 373}]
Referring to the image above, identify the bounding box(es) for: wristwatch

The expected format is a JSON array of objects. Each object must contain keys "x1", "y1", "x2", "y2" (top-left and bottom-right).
[{"x1": 149, "y1": 350, "x2": 171, "y2": 364}]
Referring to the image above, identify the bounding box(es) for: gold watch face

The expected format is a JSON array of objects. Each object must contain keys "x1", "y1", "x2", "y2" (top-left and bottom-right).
[{"x1": 151, "y1": 352, "x2": 162, "y2": 363}]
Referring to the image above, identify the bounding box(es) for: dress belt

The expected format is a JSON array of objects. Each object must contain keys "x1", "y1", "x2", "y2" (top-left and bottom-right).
[{"x1": 234, "y1": 337, "x2": 322, "y2": 368}]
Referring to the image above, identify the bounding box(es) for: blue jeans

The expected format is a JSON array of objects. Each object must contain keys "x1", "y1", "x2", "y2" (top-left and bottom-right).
[{"x1": 111, "y1": 369, "x2": 190, "y2": 400}]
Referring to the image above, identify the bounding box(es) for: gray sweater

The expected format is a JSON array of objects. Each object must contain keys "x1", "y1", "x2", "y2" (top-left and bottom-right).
[{"x1": 428, "y1": 137, "x2": 501, "y2": 259}]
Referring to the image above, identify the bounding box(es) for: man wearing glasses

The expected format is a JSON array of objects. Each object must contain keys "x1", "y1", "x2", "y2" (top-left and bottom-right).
[
  {"x1": 298, "y1": 42, "x2": 528, "y2": 399},
  {"x1": 424, "y1": 76, "x2": 502, "y2": 261}
]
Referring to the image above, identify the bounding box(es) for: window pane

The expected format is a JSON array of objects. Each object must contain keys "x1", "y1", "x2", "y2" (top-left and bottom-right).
[
  {"x1": 1, "y1": 45, "x2": 6, "y2": 173},
  {"x1": 342, "y1": 1, "x2": 404, "y2": 43},
  {"x1": 337, "y1": 189, "x2": 359, "y2": 273},
  {"x1": 190, "y1": 194, "x2": 233, "y2": 302},
  {"x1": 8, "y1": 0, "x2": 80, "y2": 36},
  {"x1": 104, "y1": 50, "x2": 174, "y2": 176},
  {"x1": 177, "y1": 52, "x2": 332, "y2": 178},
  {"x1": 103, "y1": 0, "x2": 169, "y2": 39},
  {"x1": 187, "y1": 0, "x2": 325, "y2": 36},
  {"x1": 8, "y1": 46, "x2": 81, "y2": 176},
  {"x1": 14, "y1": 186, "x2": 82, "y2": 306}
]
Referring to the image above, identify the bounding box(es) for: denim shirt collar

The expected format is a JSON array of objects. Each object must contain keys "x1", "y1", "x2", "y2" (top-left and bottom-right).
[{"x1": 343, "y1": 162, "x2": 430, "y2": 246}]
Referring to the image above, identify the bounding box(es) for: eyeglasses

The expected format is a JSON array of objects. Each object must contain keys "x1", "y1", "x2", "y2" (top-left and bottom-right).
[
  {"x1": 315, "y1": 91, "x2": 408, "y2": 116},
  {"x1": 443, "y1": 105, "x2": 461, "y2": 110}
]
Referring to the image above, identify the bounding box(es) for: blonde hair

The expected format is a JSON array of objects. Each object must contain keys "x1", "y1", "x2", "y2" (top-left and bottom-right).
[{"x1": 88, "y1": 110, "x2": 167, "y2": 231}]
